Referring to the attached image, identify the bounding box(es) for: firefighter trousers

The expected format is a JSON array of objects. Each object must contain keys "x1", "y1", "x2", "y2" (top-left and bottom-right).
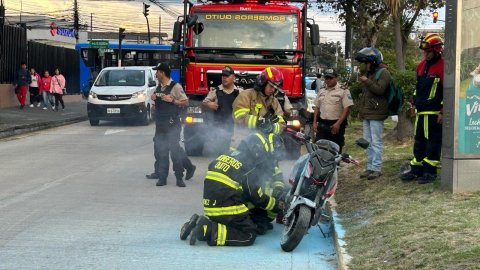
[
  {"x1": 411, "y1": 114, "x2": 442, "y2": 175},
  {"x1": 203, "y1": 214, "x2": 257, "y2": 247}
]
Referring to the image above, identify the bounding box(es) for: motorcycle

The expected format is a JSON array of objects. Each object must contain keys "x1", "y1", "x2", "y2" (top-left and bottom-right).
[{"x1": 280, "y1": 128, "x2": 369, "y2": 252}]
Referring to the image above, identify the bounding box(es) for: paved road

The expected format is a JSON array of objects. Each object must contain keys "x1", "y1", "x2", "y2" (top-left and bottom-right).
[{"x1": 0, "y1": 121, "x2": 337, "y2": 270}]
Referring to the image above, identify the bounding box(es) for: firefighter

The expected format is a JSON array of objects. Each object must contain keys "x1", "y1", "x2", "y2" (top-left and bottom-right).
[
  {"x1": 179, "y1": 132, "x2": 285, "y2": 246},
  {"x1": 230, "y1": 67, "x2": 287, "y2": 151},
  {"x1": 148, "y1": 63, "x2": 196, "y2": 187},
  {"x1": 401, "y1": 33, "x2": 444, "y2": 184},
  {"x1": 202, "y1": 66, "x2": 241, "y2": 154}
]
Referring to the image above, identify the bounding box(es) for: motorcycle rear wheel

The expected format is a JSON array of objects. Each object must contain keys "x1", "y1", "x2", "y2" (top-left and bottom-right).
[{"x1": 280, "y1": 205, "x2": 311, "y2": 252}]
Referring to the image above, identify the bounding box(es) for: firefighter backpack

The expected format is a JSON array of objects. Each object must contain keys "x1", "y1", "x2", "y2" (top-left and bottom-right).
[{"x1": 375, "y1": 67, "x2": 404, "y2": 116}]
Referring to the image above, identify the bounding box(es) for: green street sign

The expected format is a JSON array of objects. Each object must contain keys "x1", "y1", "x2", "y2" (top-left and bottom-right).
[{"x1": 90, "y1": 40, "x2": 109, "y2": 49}]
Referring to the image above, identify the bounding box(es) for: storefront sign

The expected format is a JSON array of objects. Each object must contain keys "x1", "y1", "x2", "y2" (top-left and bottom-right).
[{"x1": 50, "y1": 22, "x2": 76, "y2": 38}]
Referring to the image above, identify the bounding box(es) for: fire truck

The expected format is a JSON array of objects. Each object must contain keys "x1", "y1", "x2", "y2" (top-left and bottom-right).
[{"x1": 171, "y1": 0, "x2": 320, "y2": 157}]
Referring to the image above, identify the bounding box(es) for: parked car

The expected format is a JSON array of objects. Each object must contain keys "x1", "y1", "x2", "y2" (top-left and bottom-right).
[{"x1": 87, "y1": 67, "x2": 157, "y2": 126}]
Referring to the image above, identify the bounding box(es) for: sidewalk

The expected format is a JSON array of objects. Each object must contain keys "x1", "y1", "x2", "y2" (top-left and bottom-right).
[{"x1": 0, "y1": 101, "x2": 88, "y2": 139}]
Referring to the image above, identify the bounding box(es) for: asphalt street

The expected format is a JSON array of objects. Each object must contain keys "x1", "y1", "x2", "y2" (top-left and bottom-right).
[{"x1": 0, "y1": 121, "x2": 337, "y2": 270}]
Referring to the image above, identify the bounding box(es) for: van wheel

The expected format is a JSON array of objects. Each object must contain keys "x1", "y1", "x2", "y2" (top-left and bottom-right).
[
  {"x1": 141, "y1": 106, "x2": 150, "y2": 126},
  {"x1": 90, "y1": 119, "x2": 100, "y2": 126}
]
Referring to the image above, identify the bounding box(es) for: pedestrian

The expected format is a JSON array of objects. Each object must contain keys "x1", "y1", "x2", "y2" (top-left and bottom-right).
[
  {"x1": 355, "y1": 47, "x2": 391, "y2": 180},
  {"x1": 147, "y1": 63, "x2": 196, "y2": 187},
  {"x1": 311, "y1": 72, "x2": 324, "y2": 93},
  {"x1": 312, "y1": 68, "x2": 354, "y2": 153},
  {"x1": 202, "y1": 66, "x2": 241, "y2": 154},
  {"x1": 50, "y1": 68, "x2": 66, "y2": 111},
  {"x1": 180, "y1": 132, "x2": 284, "y2": 247},
  {"x1": 28, "y1": 68, "x2": 42, "y2": 108},
  {"x1": 40, "y1": 71, "x2": 55, "y2": 110},
  {"x1": 13, "y1": 62, "x2": 31, "y2": 109},
  {"x1": 401, "y1": 34, "x2": 444, "y2": 184},
  {"x1": 90, "y1": 67, "x2": 99, "y2": 85},
  {"x1": 231, "y1": 67, "x2": 286, "y2": 150}
]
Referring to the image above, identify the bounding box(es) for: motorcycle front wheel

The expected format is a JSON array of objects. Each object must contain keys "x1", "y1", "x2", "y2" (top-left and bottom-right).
[{"x1": 280, "y1": 205, "x2": 311, "y2": 252}]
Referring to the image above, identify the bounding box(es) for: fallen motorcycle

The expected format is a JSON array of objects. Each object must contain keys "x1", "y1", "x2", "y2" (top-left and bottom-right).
[{"x1": 280, "y1": 128, "x2": 369, "y2": 252}]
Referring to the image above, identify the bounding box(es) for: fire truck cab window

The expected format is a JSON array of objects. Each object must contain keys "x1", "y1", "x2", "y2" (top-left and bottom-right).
[{"x1": 193, "y1": 13, "x2": 298, "y2": 50}]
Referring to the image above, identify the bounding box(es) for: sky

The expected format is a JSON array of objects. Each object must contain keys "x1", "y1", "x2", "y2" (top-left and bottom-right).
[{"x1": 4, "y1": 0, "x2": 445, "y2": 46}]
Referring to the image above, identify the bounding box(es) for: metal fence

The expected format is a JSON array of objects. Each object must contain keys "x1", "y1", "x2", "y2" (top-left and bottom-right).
[
  {"x1": 28, "y1": 41, "x2": 80, "y2": 94},
  {"x1": 0, "y1": 25, "x2": 27, "y2": 84}
]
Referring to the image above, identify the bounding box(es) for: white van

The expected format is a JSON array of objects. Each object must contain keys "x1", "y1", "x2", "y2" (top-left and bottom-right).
[{"x1": 87, "y1": 67, "x2": 157, "y2": 126}]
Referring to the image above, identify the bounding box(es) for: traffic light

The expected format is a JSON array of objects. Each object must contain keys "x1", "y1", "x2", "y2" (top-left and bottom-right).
[
  {"x1": 119, "y1": 27, "x2": 126, "y2": 42},
  {"x1": 433, "y1": 11, "x2": 438, "y2": 23},
  {"x1": 143, "y1": 3, "x2": 150, "y2": 17}
]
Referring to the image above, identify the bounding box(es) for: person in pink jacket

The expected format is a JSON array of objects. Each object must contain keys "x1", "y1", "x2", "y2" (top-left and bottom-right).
[
  {"x1": 50, "y1": 68, "x2": 66, "y2": 111},
  {"x1": 40, "y1": 71, "x2": 55, "y2": 110}
]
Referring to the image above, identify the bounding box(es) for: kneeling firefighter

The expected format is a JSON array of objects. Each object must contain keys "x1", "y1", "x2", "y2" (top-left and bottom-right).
[{"x1": 180, "y1": 132, "x2": 285, "y2": 246}]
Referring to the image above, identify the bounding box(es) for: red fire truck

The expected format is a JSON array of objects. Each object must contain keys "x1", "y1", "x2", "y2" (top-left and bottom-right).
[{"x1": 171, "y1": 0, "x2": 320, "y2": 157}]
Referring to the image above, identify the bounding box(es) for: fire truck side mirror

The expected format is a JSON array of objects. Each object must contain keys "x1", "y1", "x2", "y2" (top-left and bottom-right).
[
  {"x1": 187, "y1": 15, "x2": 198, "y2": 28},
  {"x1": 312, "y1": 46, "x2": 321, "y2": 56},
  {"x1": 194, "y1": 22, "x2": 204, "y2": 35},
  {"x1": 172, "y1": 43, "x2": 181, "y2": 54},
  {"x1": 310, "y1": 24, "x2": 319, "y2": 45},
  {"x1": 173, "y1": 21, "x2": 182, "y2": 43}
]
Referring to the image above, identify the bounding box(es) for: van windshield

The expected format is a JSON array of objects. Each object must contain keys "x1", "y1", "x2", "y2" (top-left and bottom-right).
[{"x1": 95, "y1": 70, "x2": 145, "y2": 87}]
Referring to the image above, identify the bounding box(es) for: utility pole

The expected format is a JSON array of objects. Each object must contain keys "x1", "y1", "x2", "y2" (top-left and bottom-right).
[
  {"x1": 159, "y1": 15, "x2": 161, "y2": 45},
  {"x1": 143, "y1": 3, "x2": 151, "y2": 44},
  {"x1": 335, "y1": 41, "x2": 339, "y2": 68},
  {"x1": 90, "y1": 13, "x2": 93, "y2": 37},
  {"x1": 73, "y1": 0, "x2": 79, "y2": 43},
  {"x1": 118, "y1": 28, "x2": 126, "y2": 67}
]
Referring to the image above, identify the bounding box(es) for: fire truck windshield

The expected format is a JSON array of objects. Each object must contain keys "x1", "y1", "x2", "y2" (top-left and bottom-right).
[{"x1": 192, "y1": 13, "x2": 298, "y2": 50}]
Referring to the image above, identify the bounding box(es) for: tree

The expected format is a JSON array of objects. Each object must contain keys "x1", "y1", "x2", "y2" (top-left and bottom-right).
[{"x1": 386, "y1": 0, "x2": 444, "y2": 71}]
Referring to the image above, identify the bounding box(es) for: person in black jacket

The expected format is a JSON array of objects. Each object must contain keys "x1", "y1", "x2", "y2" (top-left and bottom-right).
[
  {"x1": 180, "y1": 132, "x2": 285, "y2": 247},
  {"x1": 13, "y1": 62, "x2": 31, "y2": 109}
]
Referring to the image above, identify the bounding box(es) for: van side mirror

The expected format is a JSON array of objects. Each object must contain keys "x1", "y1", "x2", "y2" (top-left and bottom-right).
[
  {"x1": 148, "y1": 81, "x2": 157, "y2": 87},
  {"x1": 310, "y1": 24, "x2": 319, "y2": 45},
  {"x1": 355, "y1": 138, "x2": 370, "y2": 149},
  {"x1": 312, "y1": 46, "x2": 321, "y2": 56},
  {"x1": 173, "y1": 21, "x2": 182, "y2": 43},
  {"x1": 171, "y1": 43, "x2": 181, "y2": 54}
]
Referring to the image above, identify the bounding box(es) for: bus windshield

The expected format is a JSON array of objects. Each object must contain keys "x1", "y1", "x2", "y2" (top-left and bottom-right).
[
  {"x1": 193, "y1": 13, "x2": 298, "y2": 50},
  {"x1": 95, "y1": 70, "x2": 145, "y2": 87}
]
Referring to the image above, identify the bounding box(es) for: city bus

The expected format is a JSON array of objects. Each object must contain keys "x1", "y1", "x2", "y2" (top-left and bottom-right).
[{"x1": 75, "y1": 43, "x2": 180, "y2": 96}]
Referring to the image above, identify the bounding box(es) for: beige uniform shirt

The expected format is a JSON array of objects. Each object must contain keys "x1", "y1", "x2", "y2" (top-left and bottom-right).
[
  {"x1": 283, "y1": 95, "x2": 293, "y2": 110},
  {"x1": 313, "y1": 83, "x2": 354, "y2": 120},
  {"x1": 202, "y1": 84, "x2": 241, "y2": 103},
  {"x1": 158, "y1": 78, "x2": 188, "y2": 101}
]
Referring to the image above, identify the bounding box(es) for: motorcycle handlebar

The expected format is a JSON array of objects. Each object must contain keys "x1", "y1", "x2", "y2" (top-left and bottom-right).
[{"x1": 286, "y1": 128, "x2": 311, "y2": 142}]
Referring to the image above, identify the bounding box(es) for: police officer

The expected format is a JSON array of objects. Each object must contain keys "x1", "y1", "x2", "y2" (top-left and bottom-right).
[
  {"x1": 179, "y1": 132, "x2": 285, "y2": 247},
  {"x1": 312, "y1": 68, "x2": 354, "y2": 153},
  {"x1": 148, "y1": 63, "x2": 195, "y2": 187},
  {"x1": 402, "y1": 34, "x2": 444, "y2": 184},
  {"x1": 202, "y1": 66, "x2": 241, "y2": 154}
]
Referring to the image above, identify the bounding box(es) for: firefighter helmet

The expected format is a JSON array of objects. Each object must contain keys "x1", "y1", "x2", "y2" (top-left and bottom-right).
[
  {"x1": 419, "y1": 33, "x2": 444, "y2": 53},
  {"x1": 254, "y1": 67, "x2": 284, "y2": 92},
  {"x1": 237, "y1": 133, "x2": 285, "y2": 162},
  {"x1": 355, "y1": 47, "x2": 383, "y2": 66}
]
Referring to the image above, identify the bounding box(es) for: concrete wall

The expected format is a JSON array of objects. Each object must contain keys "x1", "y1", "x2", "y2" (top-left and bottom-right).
[{"x1": 0, "y1": 84, "x2": 82, "y2": 109}]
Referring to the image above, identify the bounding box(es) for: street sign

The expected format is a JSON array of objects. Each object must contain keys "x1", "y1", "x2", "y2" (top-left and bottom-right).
[{"x1": 90, "y1": 40, "x2": 109, "y2": 49}]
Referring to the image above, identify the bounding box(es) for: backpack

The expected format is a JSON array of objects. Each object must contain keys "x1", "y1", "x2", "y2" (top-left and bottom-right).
[{"x1": 375, "y1": 68, "x2": 404, "y2": 116}]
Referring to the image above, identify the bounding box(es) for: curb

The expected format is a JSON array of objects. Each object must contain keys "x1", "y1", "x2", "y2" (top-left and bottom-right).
[
  {"x1": 0, "y1": 116, "x2": 88, "y2": 139},
  {"x1": 327, "y1": 198, "x2": 352, "y2": 270}
]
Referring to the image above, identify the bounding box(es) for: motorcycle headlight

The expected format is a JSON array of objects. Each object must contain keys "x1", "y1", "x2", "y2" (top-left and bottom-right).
[
  {"x1": 89, "y1": 91, "x2": 97, "y2": 99},
  {"x1": 132, "y1": 90, "x2": 145, "y2": 99},
  {"x1": 187, "y1": 106, "x2": 202, "y2": 114},
  {"x1": 291, "y1": 109, "x2": 299, "y2": 117}
]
